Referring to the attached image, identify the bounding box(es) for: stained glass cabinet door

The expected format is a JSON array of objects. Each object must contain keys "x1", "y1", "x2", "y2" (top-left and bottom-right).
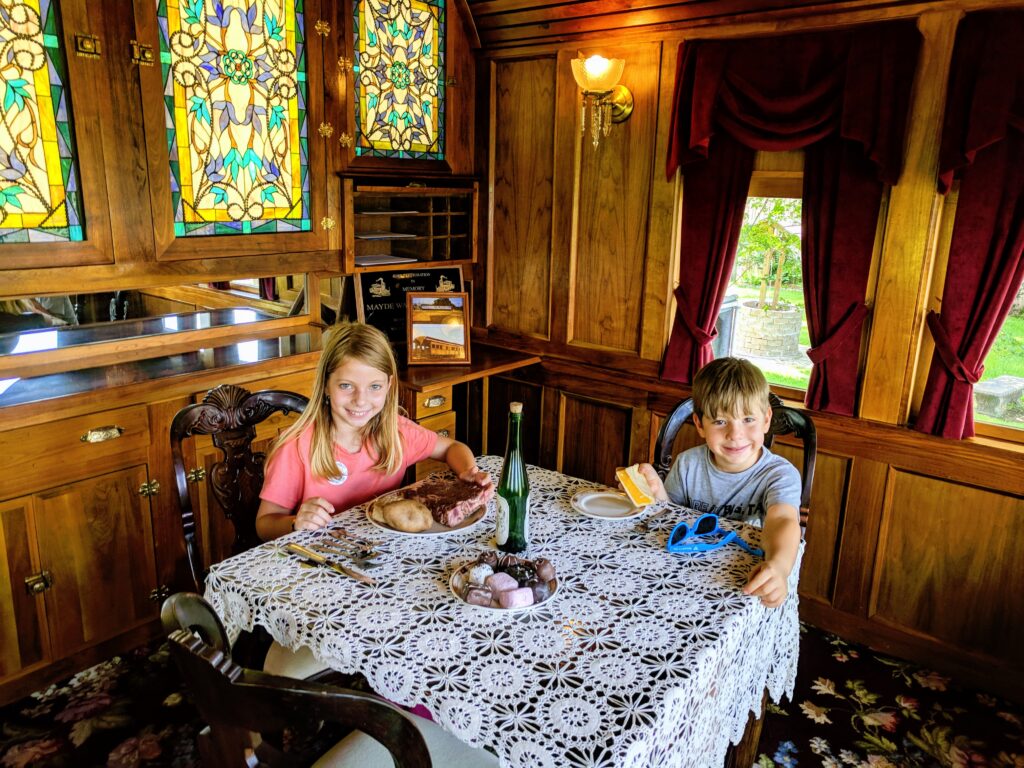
[
  {"x1": 0, "y1": 0, "x2": 114, "y2": 270},
  {"x1": 136, "y1": 0, "x2": 335, "y2": 261}
]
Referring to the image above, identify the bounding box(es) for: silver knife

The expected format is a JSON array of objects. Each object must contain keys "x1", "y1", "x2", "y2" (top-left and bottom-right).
[{"x1": 284, "y1": 542, "x2": 375, "y2": 586}]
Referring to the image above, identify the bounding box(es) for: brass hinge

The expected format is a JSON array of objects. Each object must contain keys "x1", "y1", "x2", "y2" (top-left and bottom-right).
[
  {"x1": 318, "y1": 122, "x2": 334, "y2": 138},
  {"x1": 74, "y1": 33, "x2": 101, "y2": 58},
  {"x1": 139, "y1": 480, "x2": 161, "y2": 497},
  {"x1": 321, "y1": 216, "x2": 336, "y2": 231},
  {"x1": 148, "y1": 585, "x2": 171, "y2": 603},
  {"x1": 25, "y1": 571, "x2": 53, "y2": 595},
  {"x1": 187, "y1": 467, "x2": 207, "y2": 483},
  {"x1": 338, "y1": 133, "x2": 353, "y2": 148},
  {"x1": 337, "y1": 55, "x2": 352, "y2": 72},
  {"x1": 130, "y1": 40, "x2": 155, "y2": 65},
  {"x1": 314, "y1": 19, "x2": 330, "y2": 36}
]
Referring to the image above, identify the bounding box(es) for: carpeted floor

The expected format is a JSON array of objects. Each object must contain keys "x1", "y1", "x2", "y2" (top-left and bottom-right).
[{"x1": 1, "y1": 623, "x2": 1021, "y2": 767}]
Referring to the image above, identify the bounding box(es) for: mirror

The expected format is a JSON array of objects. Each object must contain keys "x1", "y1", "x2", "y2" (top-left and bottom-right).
[{"x1": 0, "y1": 275, "x2": 308, "y2": 357}]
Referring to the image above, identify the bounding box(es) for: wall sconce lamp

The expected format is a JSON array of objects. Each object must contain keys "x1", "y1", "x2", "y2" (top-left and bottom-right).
[{"x1": 571, "y1": 53, "x2": 634, "y2": 148}]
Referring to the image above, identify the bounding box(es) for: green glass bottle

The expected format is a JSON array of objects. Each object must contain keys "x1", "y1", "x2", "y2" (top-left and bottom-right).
[{"x1": 496, "y1": 402, "x2": 530, "y2": 553}]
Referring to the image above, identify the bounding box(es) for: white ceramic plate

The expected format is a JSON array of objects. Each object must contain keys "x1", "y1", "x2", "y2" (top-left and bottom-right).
[
  {"x1": 366, "y1": 492, "x2": 486, "y2": 536},
  {"x1": 570, "y1": 489, "x2": 644, "y2": 520},
  {"x1": 448, "y1": 561, "x2": 559, "y2": 612}
]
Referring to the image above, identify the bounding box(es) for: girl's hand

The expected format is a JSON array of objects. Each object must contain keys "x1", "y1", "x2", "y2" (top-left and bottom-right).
[
  {"x1": 459, "y1": 466, "x2": 492, "y2": 487},
  {"x1": 293, "y1": 497, "x2": 335, "y2": 531}
]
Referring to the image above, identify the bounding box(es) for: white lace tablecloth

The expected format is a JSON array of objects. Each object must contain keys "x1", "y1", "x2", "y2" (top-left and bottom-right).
[{"x1": 205, "y1": 456, "x2": 801, "y2": 768}]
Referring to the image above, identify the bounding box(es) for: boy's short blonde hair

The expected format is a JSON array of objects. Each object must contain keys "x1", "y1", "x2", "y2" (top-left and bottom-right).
[{"x1": 692, "y1": 357, "x2": 770, "y2": 419}]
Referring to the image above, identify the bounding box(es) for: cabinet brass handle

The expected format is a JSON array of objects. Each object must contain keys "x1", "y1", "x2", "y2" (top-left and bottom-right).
[
  {"x1": 436, "y1": 429, "x2": 450, "y2": 438},
  {"x1": 80, "y1": 426, "x2": 124, "y2": 443},
  {"x1": 425, "y1": 395, "x2": 446, "y2": 408}
]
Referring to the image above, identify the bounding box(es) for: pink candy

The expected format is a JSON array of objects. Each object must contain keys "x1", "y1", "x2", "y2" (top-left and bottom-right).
[
  {"x1": 498, "y1": 587, "x2": 535, "y2": 609},
  {"x1": 485, "y1": 572, "x2": 518, "y2": 592}
]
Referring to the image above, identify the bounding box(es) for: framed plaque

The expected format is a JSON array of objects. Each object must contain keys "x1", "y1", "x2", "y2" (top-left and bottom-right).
[
  {"x1": 406, "y1": 292, "x2": 471, "y2": 365},
  {"x1": 355, "y1": 266, "x2": 463, "y2": 344}
]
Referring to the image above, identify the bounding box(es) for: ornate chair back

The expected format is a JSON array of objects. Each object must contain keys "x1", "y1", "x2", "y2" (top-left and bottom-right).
[
  {"x1": 163, "y1": 594, "x2": 431, "y2": 768},
  {"x1": 653, "y1": 393, "x2": 817, "y2": 527},
  {"x1": 170, "y1": 384, "x2": 308, "y2": 589}
]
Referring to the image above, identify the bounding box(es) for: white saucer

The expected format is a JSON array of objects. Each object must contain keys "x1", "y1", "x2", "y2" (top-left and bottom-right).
[{"x1": 570, "y1": 490, "x2": 644, "y2": 519}]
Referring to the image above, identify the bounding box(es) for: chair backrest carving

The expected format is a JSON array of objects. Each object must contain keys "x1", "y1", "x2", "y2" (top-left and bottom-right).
[
  {"x1": 170, "y1": 384, "x2": 308, "y2": 589},
  {"x1": 652, "y1": 393, "x2": 817, "y2": 527},
  {"x1": 163, "y1": 594, "x2": 431, "y2": 768}
]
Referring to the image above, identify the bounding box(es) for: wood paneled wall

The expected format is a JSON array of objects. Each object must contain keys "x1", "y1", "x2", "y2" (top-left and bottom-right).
[{"x1": 478, "y1": 0, "x2": 1024, "y2": 700}]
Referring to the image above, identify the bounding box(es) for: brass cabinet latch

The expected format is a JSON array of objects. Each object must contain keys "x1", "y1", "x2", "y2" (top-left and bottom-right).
[
  {"x1": 74, "y1": 34, "x2": 101, "y2": 58},
  {"x1": 318, "y1": 122, "x2": 334, "y2": 138},
  {"x1": 148, "y1": 585, "x2": 171, "y2": 603},
  {"x1": 138, "y1": 480, "x2": 160, "y2": 497},
  {"x1": 436, "y1": 429, "x2": 450, "y2": 438},
  {"x1": 25, "y1": 571, "x2": 53, "y2": 595},
  {"x1": 338, "y1": 133, "x2": 353, "y2": 148},
  {"x1": 187, "y1": 467, "x2": 207, "y2": 483},
  {"x1": 321, "y1": 216, "x2": 336, "y2": 231},
  {"x1": 130, "y1": 40, "x2": 155, "y2": 65},
  {"x1": 81, "y1": 425, "x2": 123, "y2": 443},
  {"x1": 425, "y1": 395, "x2": 447, "y2": 408}
]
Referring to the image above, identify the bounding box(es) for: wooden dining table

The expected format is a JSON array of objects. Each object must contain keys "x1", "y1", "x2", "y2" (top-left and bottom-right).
[{"x1": 203, "y1": 456, "x2": 802, "y2": 768}]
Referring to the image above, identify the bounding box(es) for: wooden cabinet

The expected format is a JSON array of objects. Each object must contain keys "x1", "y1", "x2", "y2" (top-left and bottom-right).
[
  {"x1": 0, "y1": 407, "x2": 161, "y2": 690},
  {"x1": 402, "y1": 384, "x2": 456, "y2": 479},
  {"x1": 343, "y1": 178, "x2": 478, "y2": 272},
  {"x1": 3, "y1": 0, "x2": 336, "y2": 295}
]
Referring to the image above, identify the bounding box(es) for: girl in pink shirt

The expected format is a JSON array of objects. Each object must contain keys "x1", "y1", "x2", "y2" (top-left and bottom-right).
[{"x1": 256, "y1": 322, "x2": 490, "y2": 540}]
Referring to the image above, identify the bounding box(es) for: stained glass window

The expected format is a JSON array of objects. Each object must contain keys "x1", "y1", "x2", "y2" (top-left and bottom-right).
[
  {"x1": 158, "y1": 0, "x2": 310, "y2": 236},
  {"x1": 353, "y1": 0, "x2": 445, "y2": 160},
  {"x1": 0, "y1": 0, "x2": 85, "y2": 243}
]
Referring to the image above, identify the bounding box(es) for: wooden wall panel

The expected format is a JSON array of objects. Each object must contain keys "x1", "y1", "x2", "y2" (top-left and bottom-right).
[
  {"x1": 0, "y1": 499, "x2": 47, "y2": 679},
  {"x1": 571, "y1": 42, "x2": 661, "y2": 353},
  {"x1": 873, "y1": 472, "x2": 1024, "y2": 660},
  {"x1": 558, "y1": 393, "x2": 632, "y2": 486},
  {"x1": 486, "y1": 376, "x2": 545, "y2": 465},
  {"x1": 491, "y1": 58, "x2": 556, "y2": 338}
]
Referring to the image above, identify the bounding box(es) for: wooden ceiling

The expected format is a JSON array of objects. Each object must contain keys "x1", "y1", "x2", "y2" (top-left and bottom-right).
[{"x1": 461, "y1": 0, "x2": 924, "y2": 50}]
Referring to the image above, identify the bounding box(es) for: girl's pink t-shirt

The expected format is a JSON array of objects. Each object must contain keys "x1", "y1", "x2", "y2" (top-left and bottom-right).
[{"x1": 259, "y1": 416, "x2": 438, "y2": 513}]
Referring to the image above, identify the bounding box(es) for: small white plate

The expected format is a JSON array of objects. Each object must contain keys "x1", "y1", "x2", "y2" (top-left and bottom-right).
[
  {"x1": 367, "y1": 492, "x2": 486, "y2": 536},
  {"x1": 570, "y1": 490, "x2": 644, "y2": 520},
  {"x1": 449, "y1": 562, "x2": 558, "y2": 612}
]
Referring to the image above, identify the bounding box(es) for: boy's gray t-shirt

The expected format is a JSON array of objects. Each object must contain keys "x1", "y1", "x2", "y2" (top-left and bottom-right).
[{"x1": 663, "y1": 445, "x2": 801, "y2": 525}]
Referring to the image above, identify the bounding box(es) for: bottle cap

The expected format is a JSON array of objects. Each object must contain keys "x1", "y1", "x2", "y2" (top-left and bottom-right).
[{"x1": 510, "y1": 402, "x2": 523, "y2": 414}]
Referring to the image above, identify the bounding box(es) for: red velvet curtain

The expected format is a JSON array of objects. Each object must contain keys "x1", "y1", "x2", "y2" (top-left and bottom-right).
[
  {"x1": 916, "y1": 11, "x2": 1024, "y2": 439},
  {"x1": 664, "y1": 23, "x2": 920, "y2": 416}
]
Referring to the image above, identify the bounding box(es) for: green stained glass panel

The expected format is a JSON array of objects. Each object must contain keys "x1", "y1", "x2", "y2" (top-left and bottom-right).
[
  {"x1": 0, "y1": 0, "x2": 85, "y2": 243},
  {"x1": 159, "y1": 0, "x2": 310, "y2": 236},
  {"x1": 353, "y1": 0, "x2": 445, "y2": 160}
]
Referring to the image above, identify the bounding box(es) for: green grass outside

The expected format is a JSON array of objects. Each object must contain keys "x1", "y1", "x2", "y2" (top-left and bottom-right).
[{"x1": 726, "y1": 282, "x2": 1024, "y2": 429}]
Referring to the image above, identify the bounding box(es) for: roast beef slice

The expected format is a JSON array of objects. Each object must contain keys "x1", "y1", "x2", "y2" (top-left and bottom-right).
[{"x1": 402, "y1": 477, "x2": 495, "y2": 526}]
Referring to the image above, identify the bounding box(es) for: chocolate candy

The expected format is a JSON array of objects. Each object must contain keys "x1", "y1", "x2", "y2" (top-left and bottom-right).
[
  {"x1": 504, "y1": 562, "x2": 537, "y2": 586},
  {"x1": 464, "y1": 585, "x2": 493, "y2": 607},
  {"x1": 530, "y1": 580, "x2": 552, "y2": 602},
  {"x1": 534, "y1": 558, "x2": 556, "y2": 582},
  {"x1": 498, "y1": 587, "x2": 535, "y2": 609},
  {"x1": 485, "y1": 571, "x2": 518, "y2": 592}
]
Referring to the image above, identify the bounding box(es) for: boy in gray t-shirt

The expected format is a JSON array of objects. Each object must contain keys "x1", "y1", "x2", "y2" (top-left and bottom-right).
[{"x1": 640, "y1": 358, "x2": 802, "y2": 608}]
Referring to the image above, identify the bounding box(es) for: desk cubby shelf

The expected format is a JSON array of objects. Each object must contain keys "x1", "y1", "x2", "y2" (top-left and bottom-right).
[{"x1": 343, "y1": 177, "x2": 478, "y2": 273}]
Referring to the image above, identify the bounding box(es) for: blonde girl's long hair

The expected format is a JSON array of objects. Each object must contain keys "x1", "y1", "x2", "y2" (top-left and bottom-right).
[{"x1": 269, "y1": 322, "x2": 404, "y2": 479}]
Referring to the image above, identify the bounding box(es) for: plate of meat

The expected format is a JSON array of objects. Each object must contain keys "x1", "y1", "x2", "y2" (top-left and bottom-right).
[{"x1": 368, "y1": 477, "x2": 494, "y2": 535}]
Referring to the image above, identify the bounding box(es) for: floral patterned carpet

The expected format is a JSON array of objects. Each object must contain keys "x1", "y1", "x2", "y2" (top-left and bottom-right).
[{"x1": 1, "y1": 623, "x2": 1021, "y2": 767}]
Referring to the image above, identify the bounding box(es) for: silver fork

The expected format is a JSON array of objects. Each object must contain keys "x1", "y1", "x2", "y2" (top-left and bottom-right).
[{"x1": 311, "y1": 541, "x2": 383, "y2": 569}]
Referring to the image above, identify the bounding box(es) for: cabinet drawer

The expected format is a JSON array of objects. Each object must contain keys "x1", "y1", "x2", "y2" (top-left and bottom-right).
[
  {"x1": 409, "y1": 386, "x2": 453, "y2": 420},
  {"x1": 0, "y1": 406, "x2": 150, "y2": 499},
  {"x1": 418, "y1": 411, "x2": 456, "y2": 440}
]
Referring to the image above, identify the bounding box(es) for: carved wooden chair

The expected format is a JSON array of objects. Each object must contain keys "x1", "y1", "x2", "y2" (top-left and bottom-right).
[
  {"x1": 170, "y1": 383, "x2": 308, "y2": 590},
  {"x1": 163, "y1": 593, "x2": 497, "y2": 767},
  {"x1": 653, "y1": 393, "x2": 817, "y2": 527}
]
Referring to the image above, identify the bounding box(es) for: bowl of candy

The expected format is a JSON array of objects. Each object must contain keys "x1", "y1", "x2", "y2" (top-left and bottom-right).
[{"x1": 449, "y1": 552, "x2": 558, "y2": 612}]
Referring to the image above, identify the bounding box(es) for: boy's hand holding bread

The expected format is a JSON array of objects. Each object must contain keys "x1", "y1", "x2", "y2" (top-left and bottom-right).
[{"x1": 616, "y1": 463, "x2": 668, "y2": 505}]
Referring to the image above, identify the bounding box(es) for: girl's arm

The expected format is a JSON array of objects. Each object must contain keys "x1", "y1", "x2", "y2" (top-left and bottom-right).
[
  {"x1": 431, "y1": 435, "x2": 492, "y2": 486},
  {"x1": 256, "y1": 497, "x2": 335, "y2": 540}
]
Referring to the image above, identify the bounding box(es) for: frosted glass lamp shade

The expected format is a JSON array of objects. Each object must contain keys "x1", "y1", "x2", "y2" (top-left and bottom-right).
[{"x1": 571, "y1": 55, "x2": 625, "y2": 93}]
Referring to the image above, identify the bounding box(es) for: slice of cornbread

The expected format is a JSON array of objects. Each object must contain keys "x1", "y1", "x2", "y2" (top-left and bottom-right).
[{"x1": 616, "y1": 464, "x2": 655, "y2": 507}]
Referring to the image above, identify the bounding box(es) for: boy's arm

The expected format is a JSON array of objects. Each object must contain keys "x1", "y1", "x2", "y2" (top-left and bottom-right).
[{"x1": 743, "y1": 502, "x2": 801, "y2": 608}]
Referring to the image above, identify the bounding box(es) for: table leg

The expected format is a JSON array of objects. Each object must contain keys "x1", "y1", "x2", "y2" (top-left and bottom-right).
[{"x1": 723, "y1": 689, "x2": 768, "y2": 768}]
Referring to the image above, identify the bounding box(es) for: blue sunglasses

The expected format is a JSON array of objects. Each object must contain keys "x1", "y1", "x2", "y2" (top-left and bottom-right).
[{"x1": 666, "y1": 513, "x2": 763, "y2": 556}]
